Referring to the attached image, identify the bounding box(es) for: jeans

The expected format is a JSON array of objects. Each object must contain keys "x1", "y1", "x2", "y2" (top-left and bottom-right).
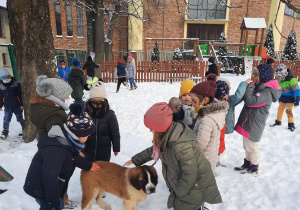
[
  {"x1": 3, "y1": 107, "x2": 24, "y2": 131},
  {"x1": 35, "y1": 198, "x2": 64, "y2": 210},
  {"x1": 129, "y1": 77, "x2": 136, "y2": 88}
]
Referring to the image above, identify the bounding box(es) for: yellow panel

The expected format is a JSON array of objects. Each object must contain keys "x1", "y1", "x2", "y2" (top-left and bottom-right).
[{"x1": 128, "y1": 0, "x2": 143, "y2": 51}]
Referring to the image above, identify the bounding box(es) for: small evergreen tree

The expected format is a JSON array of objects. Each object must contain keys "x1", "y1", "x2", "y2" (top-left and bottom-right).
[
  {"x1": 264, "y1": 24, "x2": 275, "y2": 58},
  {"x1": 173, "y1": 48, "x2": 183, "y2": 60},
  {"x1": 151, "y1": 42, "x2": 160, "y2": 62},
  {"x1": 281, "y1": 30, "x2": 298, "y2": 61},
  {"x1": 218, "y1": 32, "x2": 228, "y2": 72}
]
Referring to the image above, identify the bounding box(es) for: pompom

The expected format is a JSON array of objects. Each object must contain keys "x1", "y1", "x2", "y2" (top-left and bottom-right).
[
  {"x1": 36, "y1": 75, "x2": 48, "y2": 86},
  {"x1": 36, "y1": 75, "x2": 52, "y2": 97},
  {"x1": 169, "y1": 97, "x2": 183, "y2": 114},
  {"x1": 207, "y1": 73, "x2": 217, "y2": 82},
  {"x1": 69, "y1": 103, "x2": 83, "y2": 115}
]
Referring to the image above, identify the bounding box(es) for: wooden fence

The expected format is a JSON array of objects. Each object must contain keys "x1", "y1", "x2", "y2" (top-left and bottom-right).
[
  {"x1": 253, "y1": 60, "x2": 300, "y2": 80},
  {"x1": 101, "y1": 61, "x2": 221, "y2": 83}
]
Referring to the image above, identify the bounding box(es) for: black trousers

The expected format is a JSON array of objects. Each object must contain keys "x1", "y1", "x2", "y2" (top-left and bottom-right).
[{"x1": 117, "y1": 77, "x2": 127, "y2": 91}]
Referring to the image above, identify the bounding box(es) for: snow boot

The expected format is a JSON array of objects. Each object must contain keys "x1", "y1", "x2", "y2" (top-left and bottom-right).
[
  {"x1": 0, "y1": 189, "x2": 7, "y2": 194},
  {"x1": 234, "y1": 159, "x2": 250, "y2": 171},
  {"x1": 247, "y1": 164, "x2": 259, "y2": 173},
  {"x1": 0, "y1": 130, "x2": 8, "y2": 140},
  {"x1": 134, "y1": 85, "x2": 138, "y2": 89},
  {"x1": 288, "y1": 123, "x2": 295, "y2": 132},
  {"x1": 270, "y1": 120, "x2": 281, "y2": 127}
]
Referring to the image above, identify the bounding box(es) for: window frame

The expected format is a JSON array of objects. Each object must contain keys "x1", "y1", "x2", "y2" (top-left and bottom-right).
[
  {"x1": 77, "y1": 7, "x2": 84, "y2": 37},
  {"x1": 187, "y1": 0, "x2": 227, "y2": 20},
  {"x1": 55, "y1": 4, "x2": 62, "y2": 36},
  {"x1": 284, "y1": 5, "x2": 294, "y2": 16},
  {"x1": 66, "y1": 5, "x2": 73, "y2": 37}
]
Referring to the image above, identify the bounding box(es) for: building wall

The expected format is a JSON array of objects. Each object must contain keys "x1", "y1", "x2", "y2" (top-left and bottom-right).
[
  {"x1": 49, "y1": 1, "x2": 87, "y2": 52},
  {"x1": 112, "y1": 15, "x2": 128, "y2": 52},
  {"x1": 0, "y1": 46, "x2": 12, "y2": 75},
  {"x1": 0, "y1": 7, "x2": 11, "y2": 45}
]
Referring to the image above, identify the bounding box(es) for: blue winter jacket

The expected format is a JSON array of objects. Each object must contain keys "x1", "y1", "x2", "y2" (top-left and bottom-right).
[
  {"x1": 24, "y1": 125, "x2": 92, "y2": 208},
  {"x1": 0, "y1": 77, "x2": 23, "y2": 108},
  {"x1": 58, "y1": 66, "x2": 71, "y2": 81},
  {"x1": 225, "y1": 81, "x2": 248, "y2": 134},
  {"x1": 117, "y1": 63, "x2": 126, "y2": 77}
]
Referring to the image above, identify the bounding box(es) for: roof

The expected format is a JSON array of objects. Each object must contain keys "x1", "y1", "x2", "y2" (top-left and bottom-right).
[{"x1": 240, "y1": 18, "x2": 267, "y2": 30}]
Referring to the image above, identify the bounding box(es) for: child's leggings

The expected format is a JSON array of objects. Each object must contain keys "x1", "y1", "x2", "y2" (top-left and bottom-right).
[
  {"x1": 277, "y1": 102, "x2": 294, "y2": 123},
  {"x1": 243, "y1": 137, "x2": 259, "y2": 165}
]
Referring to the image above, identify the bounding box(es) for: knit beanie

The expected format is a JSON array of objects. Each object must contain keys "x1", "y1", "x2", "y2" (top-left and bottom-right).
[
  {"x1": 257, "y1": 63, "x2": 274, "y2": 84},
  {"x1": 0, "y1": 68, "x2": 11, "y2": 80},
  {"x1": 215, "y1": 80, "x2": 229, "y2": 100},
  {"x1": 89, "y1": 81, "x2": 107, "y2": 99},
  {"x1": 190, "y1": 74, "x2": 217, "y2": 99},
  {"x1": 72, "y1": 57, "x2": 81, "y2": 68},
  {"x1": 144, "y1": 102, "x2": 173, "y2": 132},
  {"x1": 208, "y1": 56, "x2": 215, "y2": 64},
  {"x1": 36, "y1": 75, "x2": 72, "y2": 101},
  {"x1": 66, "y1": 103, "x2": 95, "y2": 137},
  {"x1": 179, "y1": 79, "x2": 195, "y2": 97},
  {"x1": 274, "y1": 63, "x2": 288, "y2": 82},
  {"x1": 118, "y1": 59, "x2": 123, "y2": 64},
  {"x1": 127, "y1": 55, "x2": 133, "y2": 62}
]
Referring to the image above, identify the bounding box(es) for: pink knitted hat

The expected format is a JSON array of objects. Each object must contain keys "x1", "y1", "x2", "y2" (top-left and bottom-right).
[{"x1": 144, "y1": 102, "x2": 173, "y2": 132}]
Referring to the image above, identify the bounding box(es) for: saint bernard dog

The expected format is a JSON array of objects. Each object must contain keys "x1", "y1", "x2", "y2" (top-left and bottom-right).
[{"x1": 81, "y1": 161, "x2": 158, "y2": 210}]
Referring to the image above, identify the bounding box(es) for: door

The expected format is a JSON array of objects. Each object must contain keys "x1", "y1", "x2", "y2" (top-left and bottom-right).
[{"x1": 187, "y1": 24, "x2": 224, "y2": 41}]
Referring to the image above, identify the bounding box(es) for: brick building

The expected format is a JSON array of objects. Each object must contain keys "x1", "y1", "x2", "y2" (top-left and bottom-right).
[{"x1": 128, "y1": 0, "x2": 300, "y2": 56}]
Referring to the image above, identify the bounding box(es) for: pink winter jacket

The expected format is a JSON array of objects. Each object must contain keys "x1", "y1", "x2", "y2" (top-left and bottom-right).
[{"x1": 193, "y1": 101, "x2": 229, "y2": 173}]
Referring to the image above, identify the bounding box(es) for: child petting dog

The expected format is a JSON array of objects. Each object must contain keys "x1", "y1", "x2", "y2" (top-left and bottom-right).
[
  {"x1": 24, "y1": 103, "x2": 100, "y2": 210},
  {"x1": 124, "y1": 100, "x2": 222, "y2": 210}
]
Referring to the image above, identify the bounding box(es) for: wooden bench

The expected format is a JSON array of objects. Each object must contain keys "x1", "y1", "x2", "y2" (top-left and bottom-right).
[{"x1": 167, "y1": 77, "x2": 202, "y2": 84}]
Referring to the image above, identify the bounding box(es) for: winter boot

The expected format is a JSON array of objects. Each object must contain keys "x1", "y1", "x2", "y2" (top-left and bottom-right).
[
  {"x1": 270, "y1": 120, "x2": 281, "y2": 127},
  {"x1": 247, "y1": 164, "x2": 259, "y2": 173},
  {"x1": 234, "y1": 159, "x2": 250, "y2": 171},
  {"x1": 134, "y1": 85, "x2": 138, "y2": 89},
  {"x1": 0, "y1": 189, "x2": 7, "y2": 194},
  {"x1": 288, "y1": 123, "x2": 295, "y2": 131},
  {"x1": 0, "y1": 130, "x2": 8, "y2": 140}
]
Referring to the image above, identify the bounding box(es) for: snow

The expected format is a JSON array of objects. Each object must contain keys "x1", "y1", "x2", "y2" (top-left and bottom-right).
[
  {"x1": 0, "y1": 0, "x2": 6, "y2": 8},
  {"x1": 1, "y1": 74, "x2": 300, "y2": 210}
]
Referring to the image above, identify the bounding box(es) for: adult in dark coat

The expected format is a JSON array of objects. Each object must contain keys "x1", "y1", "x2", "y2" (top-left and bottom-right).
[
  {"x1": 205, "y1": 56, "x2": 218, "y2": 76},
  {"x1": 68, "y1": 57, "x2": 86, "y2": 106},
  {"x1": 83, "y1": 81, "x2": 120, "y2": 162},
  {"x1": 83, "y1": 56, "x2": 100, "y2": 80},
  {"x1": 24, "y1": 104, "x2": 99, "y2": 210}
]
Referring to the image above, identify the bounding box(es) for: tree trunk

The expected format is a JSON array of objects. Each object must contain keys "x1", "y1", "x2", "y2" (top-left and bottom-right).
[
  {"x1": 7, "y1": 0, "x2": 56, "y2": 143},
  {"x1": 104, "y1": 42, "x2": 114, "y2": 61},
  {"x1": 86, "y1": 0, "x2": 95, "y2": 55},
  {"x1": 94, "y1": 0, "x2": 104, "y2": 78}
]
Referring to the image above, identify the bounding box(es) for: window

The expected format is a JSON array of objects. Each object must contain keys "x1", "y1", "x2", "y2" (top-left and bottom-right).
[
  {"x1": 188, "y1": 0, "x2": 227, "y2": 20},
  {"x1": 297, "y1": 13, "x2": 300, "y2": 19},
  {"x1": 0, "y1": 15, "x2": 3, "y2": 38},
  {"x1": 77, "y1": 7, "x2": 84, "y2": 37},
  {"x1": 55, "y1": 5, "x2": 62, "y2": 36},
  {"x1": 2, "y1": 53, "x2": 6, "y2": 67},
  {"x1": 66, "y1": 5, "x2": 73, "y2": 36},
  {"x1": 284, "y1": 5, "x2": 294, "y2": 16}
]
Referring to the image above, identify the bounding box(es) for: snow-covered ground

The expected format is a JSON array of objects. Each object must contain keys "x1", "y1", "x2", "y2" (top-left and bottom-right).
[{"x1": 0, "y1": 73, "x2": 299, "y2": 210}]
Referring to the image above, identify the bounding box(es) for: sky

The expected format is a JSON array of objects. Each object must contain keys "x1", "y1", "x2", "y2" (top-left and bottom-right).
[{"x1": 0, "y1": 73, "x2": 300, "y2": 210}]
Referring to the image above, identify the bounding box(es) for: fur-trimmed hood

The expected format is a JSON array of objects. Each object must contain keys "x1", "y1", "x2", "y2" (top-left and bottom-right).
[
  {"x1": 70, "y1": 66, "x2": 85, "y2": 77},
  {"x1": 201, "y1": 101, "x2": 229, "y2": 130}
]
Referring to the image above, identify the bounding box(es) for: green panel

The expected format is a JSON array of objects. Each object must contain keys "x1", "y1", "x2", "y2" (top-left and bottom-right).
[
  {"x1": 8, "y1": 45, "x2": 19, "y2": 81},
  {"x1": 199, "y1": 44, "x2": 209, "y2": 55},
  {"x1": 241, "y1": 44, "x2": 256, "y2": 56},
  {"x1": 54, "y1": 49, "x2": 87, "y2": 67}
]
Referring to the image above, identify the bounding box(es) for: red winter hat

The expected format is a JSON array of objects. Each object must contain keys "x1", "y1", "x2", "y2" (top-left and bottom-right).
[
  {"x1": 190, "y1": 74, "x2": 217, "y2": 99},
  {"x1": 144, "y1": 102, "x2": 173, "y2": 132},
  {"x1": 118, "y1": 59, "x2": 123, "y2": 64}
]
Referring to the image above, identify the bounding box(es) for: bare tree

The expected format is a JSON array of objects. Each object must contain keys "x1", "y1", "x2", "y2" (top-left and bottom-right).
[{"x1": 7, "y1": 0, "x2": 57, "y2": 143}]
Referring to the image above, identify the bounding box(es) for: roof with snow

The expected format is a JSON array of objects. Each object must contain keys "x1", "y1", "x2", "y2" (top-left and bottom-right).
[{"x1": 240, "y1": 18, "x2": 267, "y2": 30}]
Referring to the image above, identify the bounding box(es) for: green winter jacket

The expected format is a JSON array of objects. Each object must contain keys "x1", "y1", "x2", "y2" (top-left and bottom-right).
[
  {"x1": 68, "y1": 67, "x2": 86, "y2": 99},
  {"x1": 132, "y1": 122, "x2": 222, "y2": 210}
]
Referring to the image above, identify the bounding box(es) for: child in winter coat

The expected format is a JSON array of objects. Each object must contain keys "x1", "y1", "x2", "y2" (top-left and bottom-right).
[
  {"x1": 190, "y1": 74, "x2": 229, "y2": 173},
  {"x1": 68, "y1": 57, "x2": 86, "y2": 106},
  {"x1": 58, "y1": 61, "x2": 71, "y2": 83},
  {"x1": 30, "y1": 75, "x2": 72, "y2": 142},
  {"x1": 82, "y1": 81, "x2": 120, "y2": 162},
  {"x1": 0, "y1": 68, "x2": 24, "y2": 140},
  {"x1": 83, "y1": 56, "x2": 100, "y2": 81},
  {"x1": 24, "y1": 103, "x2": 100, "y2": 210},
  {"x1": 115, "y1": 59, "x2": 128, "y2": 93},
  {"x1": 234, "y1": 66, "x2": 281, "y2": 174},
  {"x1": 127, "y1": 55, "x2": 138, "y2": 90},
  {"x1": 205, "y1": 57, "x2": 218, "y2": 77},
  {"x1": 215, "y1": 78, "x2": 250, "y2": 166},
  {"x1": 172, "y1": 79, "x2": 197, "y2": 129},
  {"x1": 271, "y1": 64, "x2": 300, "y2": 131},
  {"x1": 124, "y1": 100, "x2": 222, "y2": 210}
]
